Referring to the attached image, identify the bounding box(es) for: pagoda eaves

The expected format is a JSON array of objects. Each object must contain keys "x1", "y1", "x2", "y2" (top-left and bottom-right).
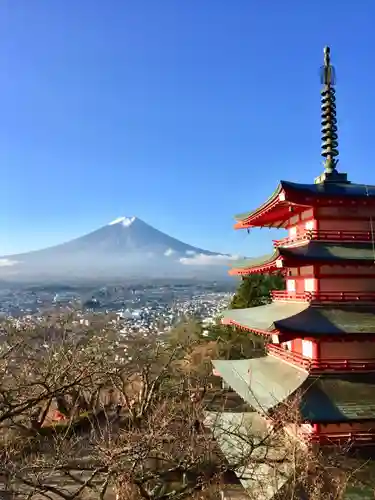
[
  {"x1": 221, "y1": 303, "x2": 375, "y2": 338},
  {"x1": 229, "y1": 241, "x2": 375, "y2": 276},
  {"x1": 212, "y1": 47, "x2": 375, "y2": 456},
  {"x1": 213, "y1": 357, "x2": 375, "y2": 424},
  {"x1": 234, "y1": 180, "x2": 375, "y2": 229}
]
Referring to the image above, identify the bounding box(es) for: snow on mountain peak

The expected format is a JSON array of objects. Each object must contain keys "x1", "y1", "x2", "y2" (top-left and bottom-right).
[{"x1": 108, "y1": 216, "x2": 136, "y2": 227}]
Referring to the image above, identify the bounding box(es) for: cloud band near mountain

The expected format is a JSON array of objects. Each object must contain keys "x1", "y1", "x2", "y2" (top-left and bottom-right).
[
  {"x1": 179, "y1": 253, "x2": 239, "y2": 266},
  {"x1": 0, "y1": 259, "x2": 19, "y2": 267}
]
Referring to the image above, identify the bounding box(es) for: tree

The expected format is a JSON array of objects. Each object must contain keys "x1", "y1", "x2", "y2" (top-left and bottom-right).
[
  {"x1": 167, "y1": 318, "x2": 203, "y2": 347},
  {"x1": 0, "y1": 316, "x2": 368, "y2": 500},
  {"x1": 203, "y1": 273, "x2": 285, "y2": 358},
  {"x1": 230, "y1": 273, "x2": 285, "y2": 310},
  {"x1": 204, "y1": 320, "x2": 264, "y2": 360},
  {"x1": 202, "y1": 273, "x2": 285, "y2": 359}
]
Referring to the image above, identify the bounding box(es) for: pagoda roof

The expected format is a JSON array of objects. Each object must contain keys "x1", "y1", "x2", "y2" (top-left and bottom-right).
[
  {"x1": 212, "y1": 357, "x2": 375, "y2": 423},
  {"x1": 302, "y1": 373, "x2": 375, "y2": 422},
  {"x1": 212, "y1": 357, "x2": 308, "y2": 414},
  {"x1": 234, "y1": 180, "x2": 375, "y2": 229},
  {"x1": 221, "y1": 303, "x2": 375, "y2": 337},
  {"x1": 282, "y1": 179, "x2": 375, "y2": 197},
  {"x1": 229, "y1": 241, "x2": 375, "y2": 275},
  {"x1": 204, "y1": 411, "x2": 292, "y2": 500}
]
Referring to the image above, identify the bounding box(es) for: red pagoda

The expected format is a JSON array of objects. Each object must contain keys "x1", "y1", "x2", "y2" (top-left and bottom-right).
[{"x1": 212, "y1": 46, "x2": 375, "y2": 448}]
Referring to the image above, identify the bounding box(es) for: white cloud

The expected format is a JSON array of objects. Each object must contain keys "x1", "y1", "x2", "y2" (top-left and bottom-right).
[
  {"x1": 164, "y1": 248, "x2": 175, "y2": 257},
  {"x1": 0, "y1": 258, "x2": 19, "y2": 267},
  {"x1": 179, "y1": 253, "x2": 239, "y2": 266},
  {"x1": 185, "y1": 250, "x2": 196, "y2": 255}
]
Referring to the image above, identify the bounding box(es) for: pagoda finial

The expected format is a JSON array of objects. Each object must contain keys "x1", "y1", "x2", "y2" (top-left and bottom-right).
[{"x1": 320, "y1": 46, "x2": 339, "y2": 174}]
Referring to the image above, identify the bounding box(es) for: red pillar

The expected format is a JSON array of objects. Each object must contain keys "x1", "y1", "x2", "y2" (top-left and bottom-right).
[
  {"x1": 313, "y1": 423, "x2": 320, "y2": 435},
  {"x1": 312, "y1": 339, "x2": 320, "y2": 361}
]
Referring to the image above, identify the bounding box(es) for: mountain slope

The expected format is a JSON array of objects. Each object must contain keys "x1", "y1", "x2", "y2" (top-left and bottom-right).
[{"x1": 0, "y1": 217, "x2": 237, "y2": 281}]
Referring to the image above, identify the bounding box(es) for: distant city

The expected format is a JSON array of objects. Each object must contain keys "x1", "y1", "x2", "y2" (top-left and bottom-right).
[
  {"x1": 0, "y1": 215, "x2": 239, "y2": 338},
  {"x1": 0, "y1": 280, "x2": 236, "y2": 335}
]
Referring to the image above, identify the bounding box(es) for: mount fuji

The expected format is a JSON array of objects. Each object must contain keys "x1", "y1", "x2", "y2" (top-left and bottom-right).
[{"x1": 0, "y1": 217, "x2": 238, "y2": 282}]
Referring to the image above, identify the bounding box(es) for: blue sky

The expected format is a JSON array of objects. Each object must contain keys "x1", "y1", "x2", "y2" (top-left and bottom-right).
[{"x1": 1, "y1": 0, "x2": 375, "y2": 257}]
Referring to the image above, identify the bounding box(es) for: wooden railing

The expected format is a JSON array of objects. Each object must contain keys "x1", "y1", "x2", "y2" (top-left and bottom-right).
[
  {"x1": 309, "y1": 432, "x2": 375, "y2": 446},
  {"x1": 273, "y1": 230, "x2": 373, "y2": 247},
  {"x1": 271, "y1": 291, "x2": 308, "y2": 301},
  {"x1": 267, "y1": 344, "x2": 375, "y2": 372},
  {"x1": 271, "y1": 290, "x2": 375, "y2": 303}
]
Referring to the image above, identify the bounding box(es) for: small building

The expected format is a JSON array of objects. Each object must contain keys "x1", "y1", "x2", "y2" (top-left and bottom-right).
[{"x1": 210, "y1": 47, "x2": 375, "y2": 498}]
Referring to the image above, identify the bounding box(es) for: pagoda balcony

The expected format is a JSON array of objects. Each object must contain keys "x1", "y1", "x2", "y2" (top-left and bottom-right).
[
  {"x1": 271, "y1": 290, "x2": 375, "y2": 304},
  {"x1": 290, "y1": 427, "x2": 375, "y2": 448},
  {"x1": 267, "y1": 343, "x2": 375, "y2": 373},
  {"x1": 271, "y1": 291, "x2": 308, "y2": 302},
  {"x1": 309, "y1": 432, "x2": 375, "y2": 446},
  {"x1": 273, "y1": 230, "x2": 373, "y2": 248}
]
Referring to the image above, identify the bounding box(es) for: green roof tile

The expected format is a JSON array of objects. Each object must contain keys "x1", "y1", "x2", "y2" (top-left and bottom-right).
[
  {"x1": 221, "y1": 304, "x2": 375, "y2": 335},
  {"x1": 212, "y1": 357, "x2": 375, "y2": 423},
  {"x1": 231, "y1": 254, "x2": 274, "y2": 269},
  {"x1": 282, "y1": 241, "x2": 375, "y2": 261},
  {"x1": 231, "y1": 241, "x2": 375, "y2": 271},
  {"x1": 212, "y1": 358, "x2": 308, "y2": 414},
  {"x1": 221, "y1": 303, "x2": 308, "y2": 332},
  {"x1": 204, "y1": 411, "x2": 292, "y2": 500},
  {"x1": 234, "y1": 184, "x2": 282, "y2": 222},
  {"x1": 301, "y1": 374, "x2": 375, "y2": 422}
]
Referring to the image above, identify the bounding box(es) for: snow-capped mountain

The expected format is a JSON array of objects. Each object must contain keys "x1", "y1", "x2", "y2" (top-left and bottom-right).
[{"x1": 0, "y1": 217, "x2": 238, "y2": 281}]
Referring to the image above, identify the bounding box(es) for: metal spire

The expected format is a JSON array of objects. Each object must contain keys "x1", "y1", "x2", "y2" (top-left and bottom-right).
[{"x1": 320, "y1": 46, "x2": 339, "y2": 173}]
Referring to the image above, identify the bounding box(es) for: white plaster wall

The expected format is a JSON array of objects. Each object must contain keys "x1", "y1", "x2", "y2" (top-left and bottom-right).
[
  {"x1": 289, "y1": 226, "x2": 297, "y2": 239},
  {"x1": 304, "y1": 278, "x2": 316, "y2": 292},
  {"x1": 302, "y1": 340, "x2": 313, "y2": 359},
  {"x1": 284, "y1": 423, "x2": 315, "y2": 446},
  {"x1": 286, "y1": 279, "x2": 296, "y2": 292},
  {"x1": 301, "y1": 423, "x2": 315, "y2": 434},
  {"x1": 288, "y1": 219, "x2": 317, "y2": 239},
  {"x1": 282, "y1": 341, "x2": 292, "y2": 351}
]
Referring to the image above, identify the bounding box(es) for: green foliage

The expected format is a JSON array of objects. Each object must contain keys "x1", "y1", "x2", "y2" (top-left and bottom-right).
[
  {"x1": 200, "y1": 273, "x2": 285, "y2": 360},
  {"x1": 230, "y1": 273, "x2": 285, "y2": 309},
  {"x1": 164, "y1": 274, "x2": 284, "y2": 362},
  {"x1": 205, "y1": 318, "x2": 265, "y2": 360},
  {"x1": 167, "y1": 317, "x2": 203, "y2": 347}
]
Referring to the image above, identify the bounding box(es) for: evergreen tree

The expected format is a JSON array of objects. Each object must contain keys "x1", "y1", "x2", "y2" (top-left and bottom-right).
[
  {"x1": 203, "y1": 273, "x2": 285, "y2": 359},
  {"x1": 230, "y1": 273, "x2": 285, "y2": 309}
]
